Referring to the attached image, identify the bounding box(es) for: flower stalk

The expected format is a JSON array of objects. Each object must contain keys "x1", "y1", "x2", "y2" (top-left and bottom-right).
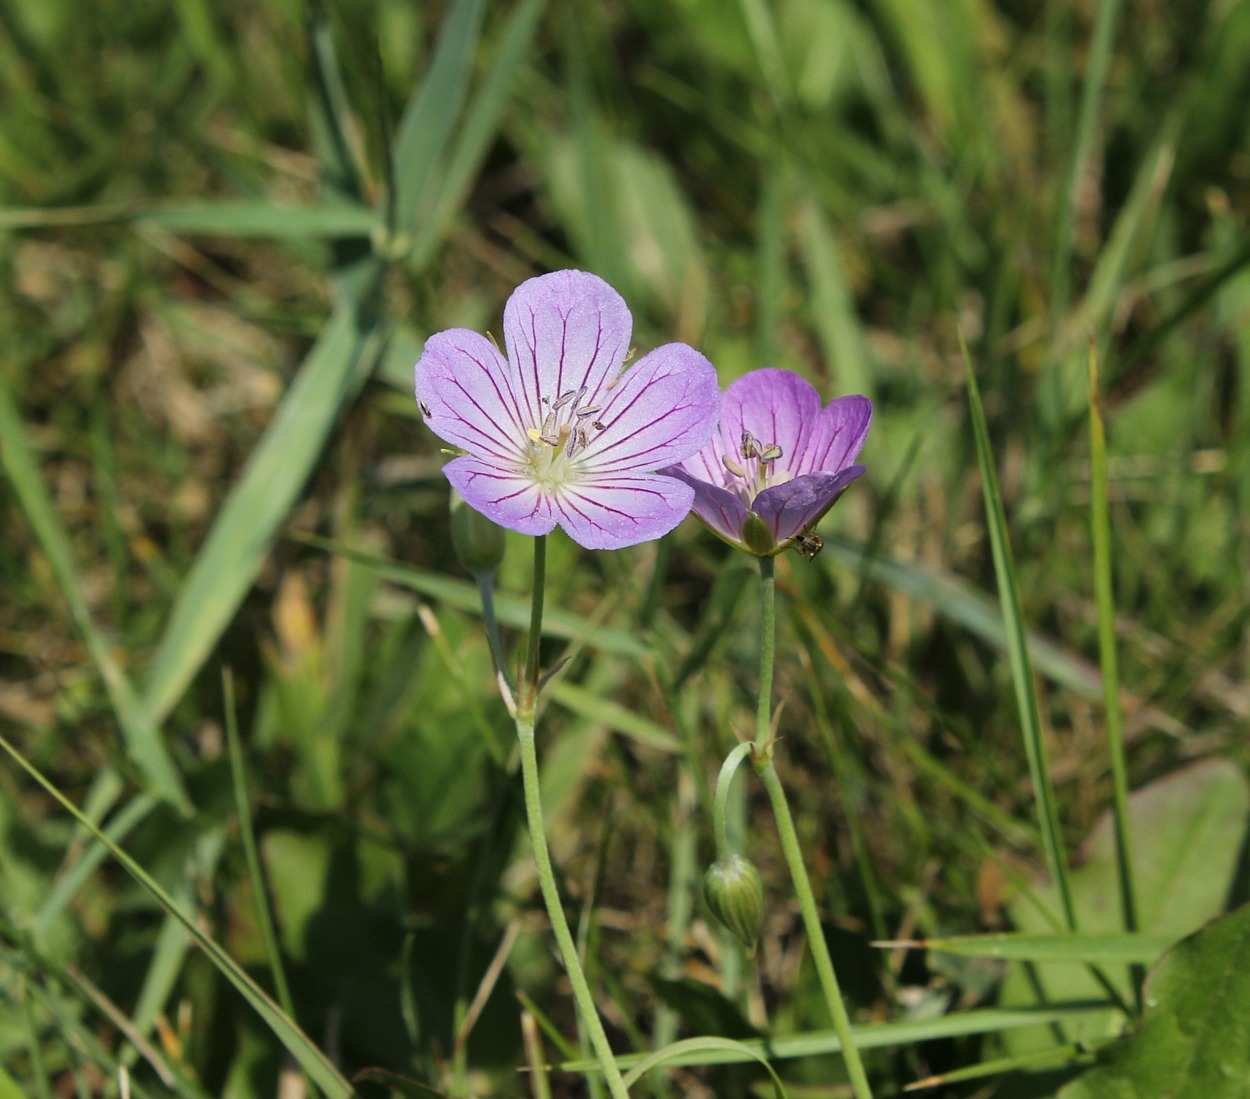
[
  {"x1": 514, "y1": 537, "x2": 630, "y2": 1098},
  {"x1": 751, "y1": 556, "x2": 874, "y2": 1099}
]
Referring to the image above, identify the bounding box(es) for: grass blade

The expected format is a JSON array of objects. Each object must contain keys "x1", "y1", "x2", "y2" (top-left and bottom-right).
[
  {"x1": 390, "y1": 0, "x2": 487, "y2": 235},
  {"x1": 0, "y1": 376, "x2": 188, "y2": 808},
  {"x1": 1088, "y1": 340, "x2": 1143, "y2": 1005},
  {"x1": 890, "y1": 932, "x2": 1173, "y2": 964},
  {"x1": 140, "y1": 298, "x2": 385, "y2": 727},
  {"x1": 0, "y1": 733, "x2": 354, "y2": 1099},
  {"x1": 0, "y1": 201, "x2": 374, "y2": 237},
  {"x1": 962, "y1": 341, "x2": 1077, "y2": 930}
]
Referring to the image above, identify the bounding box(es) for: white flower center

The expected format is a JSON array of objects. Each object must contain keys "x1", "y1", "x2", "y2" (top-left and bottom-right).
[
  {"x1": 720, "y1": 430, "x2": 792, "y2": 506},
  {"x1": 524, "y1": 386, "x2": 607, "y2": 487}
]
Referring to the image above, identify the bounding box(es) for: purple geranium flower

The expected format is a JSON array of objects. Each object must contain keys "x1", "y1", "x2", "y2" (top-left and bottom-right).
[
  {"x1": 664, "y1": 368, "x2": 871, "y2": 556},
  {"x1": 415, "y1": 270, "x2": 721, "y2": 550}
]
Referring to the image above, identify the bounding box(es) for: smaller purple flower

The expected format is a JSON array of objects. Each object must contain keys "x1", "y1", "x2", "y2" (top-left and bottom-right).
[
  {"x1": 664, "y1": 368, "x2": 871, "y2": 557},
  {"x1": 415, "y1": 270, "x2": 721, "y2": 550}
]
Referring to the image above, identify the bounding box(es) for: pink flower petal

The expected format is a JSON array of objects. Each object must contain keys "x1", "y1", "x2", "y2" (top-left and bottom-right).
[
  {"x1": 503, "y1": 271, "x2": 632, "y2": 425},
  {"x1": 585, "y1": 344, "x2": 721, "y2": 473},
  {"x1": 551, "y1": 474, "x2": 696, "y2": 549},
  {"x1": 752, "y1": 466, "x2": 867, "y2": 543},
  {"x1": 802, "y1": 395, "x2": 872, "y2": 474},
  {"x1": 663, "y1": 466, "x2": 751, "y2": 548},
  {"x1": 443, "y1": 456, "x2": 557, "y2": 537},
  {"x1": 718, "y1": 368, "x2": 824, "y2": 479},
  {"x1": 416, "y1": 330, "x2": 528, "y2": 462}
]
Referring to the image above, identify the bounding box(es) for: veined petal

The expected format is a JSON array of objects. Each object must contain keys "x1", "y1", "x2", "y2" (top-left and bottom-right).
[
  {"x1": 416, "y1": 330, "x2": 528, "y2": 462},
  {"x1": 443, "y1": 455, "x2": 557, "y2": 537},
  {"x1": 551, "y1": 473, "x2": 695, "y2": 550},
  {"x1": 718, "y1": 368, "x2": 823, "y2": 475},
  {"x1": 801, "y1": 395, "x2": 872, "y2": 475},
  {"x1": 503, "y1": 270, "x2": 632, "y2": 425},
  {"x1": 664, "y1": 466, "x2": 751, "y2": 548},
  {"x1": 752, "y1": 466, "x2": 867, "y2": 544},
  {"x1": 585, "y1": 344, "x2": 720, "y2": 473}
]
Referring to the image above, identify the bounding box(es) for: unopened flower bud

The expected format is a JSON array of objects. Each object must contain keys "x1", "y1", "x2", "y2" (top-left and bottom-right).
[
  {"x1": 704, "y1": 854, "x2": 765, "y2": 954},
  {"x1": 740, "y1": 512, "x2": 776, "y2": 557},
  {"x1": 450, "y1": 492, "x2": 506, "y2": 576}
]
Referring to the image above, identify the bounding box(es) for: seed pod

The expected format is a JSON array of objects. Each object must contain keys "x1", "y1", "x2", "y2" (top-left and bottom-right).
[
  {"x1": 450, "y1": 491, "x2": 506, "y2": 576},
  {"x1": 704, "y1": 854, "x2": 765, "y2": 955}
]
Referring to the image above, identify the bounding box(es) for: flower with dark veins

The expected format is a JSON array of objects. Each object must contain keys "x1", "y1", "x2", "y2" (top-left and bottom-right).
[
  {"x1": 664, "y1": 368, "x2": 871, "y2": 556},
  {"x1": 415, "y1": 270, "x2": 721, "y2": 550}
]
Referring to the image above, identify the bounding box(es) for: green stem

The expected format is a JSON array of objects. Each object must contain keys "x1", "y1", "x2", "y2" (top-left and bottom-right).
[
  {"x1": 712, "y1": 743, "x2": 754, "y2": 859},
  {"x1": 520, "y1": 535, "x2": 548, "y2": 717},
  {"x1": 754, "y1": 554, "x2": 776, "y2": 753},
  {"x1": 752, "y1": 555, "x2": 873, "y2": 1099},
  {"x1": 514, "y1": 536, "x2": 630, "y2": 1098},
  {"x1": 757, "y1": 760, "x2": 874, "y2": 1099},
  {"x1": 516, "y1": 718, "x2": 630, "y2": 1099}
]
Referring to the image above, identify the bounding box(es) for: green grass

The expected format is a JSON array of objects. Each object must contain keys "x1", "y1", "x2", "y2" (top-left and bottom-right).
[{"x1": 2, "y1": 0, "x2": 1249, "y2": 1095}]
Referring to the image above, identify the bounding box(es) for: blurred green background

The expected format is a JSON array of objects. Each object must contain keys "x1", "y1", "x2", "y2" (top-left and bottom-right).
[{"x1": 2, "y1": 0, "x2": 1249, "y2": 1095}]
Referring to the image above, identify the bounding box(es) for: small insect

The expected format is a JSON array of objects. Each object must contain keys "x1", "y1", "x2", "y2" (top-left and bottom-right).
[
  {"x1": 591, "y1": 420, "x2": 606, "y2": 431},
  {"x1": 419, "y1": 401, "x2": 432, "y2": 417},
  {"x1": 794, "y1": 532, "x2": 824, "y2": 560}
]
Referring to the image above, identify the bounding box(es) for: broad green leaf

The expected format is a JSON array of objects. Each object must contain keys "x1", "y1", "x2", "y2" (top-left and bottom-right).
[
  {"x1": 1003, "y1": 759, "x2": 1250, "y2": 1053},
  {"x1": 141, "y1": 297, "x2": 385, "y2": 726},
  {"x1": 1059, "y1": 904, "x2": 1250, "y2": 1099},
  {"x1": 0, "y1": 733, "x2": 353, "y2": 1099}
]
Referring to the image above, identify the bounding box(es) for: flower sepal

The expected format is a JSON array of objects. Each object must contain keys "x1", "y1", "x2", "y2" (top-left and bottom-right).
[{"x1": 741, "y1": 512, "x2": 778, "y2": 556}]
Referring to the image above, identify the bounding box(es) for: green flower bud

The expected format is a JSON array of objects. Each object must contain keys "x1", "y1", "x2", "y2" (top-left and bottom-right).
[
  {"x1": 704, "y1": 854, "x2": 765, "y2": 954},
  {"x1": 450, "y1": 492, "x2": 506, "y2": 576},
  {"x1": 740, "y1": 512, "x2": 776, "y2": 557}
]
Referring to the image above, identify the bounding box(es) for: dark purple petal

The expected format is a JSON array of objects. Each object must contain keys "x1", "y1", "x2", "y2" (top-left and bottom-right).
[
  {"x1": 752, "y1": 466, "x2": 867, "y2": 543},
  {"x1": 551, "y1": 473, "x2": 695, "y2": 550},
  {"x1": 717, "y1": 368, "x2": 824, "y2": 478},
  {"x1": 443, "y1": 456, "x2": 557, "y2": 537},
  {"x1": 585, "y1": 344, "x2": 720, "y2": 473},
  {"x1": 416, "y1": 330, "x2": 527, "y2": 462},
  {"x1": 503, "y1": 270, "x2": 632, "y2": 425},
  {"x1": 664, "y1": 465, "x2": 751, "y2": 548},
  {"x1": 801, "y1": 395, "x2": 872, "y2": 475}
]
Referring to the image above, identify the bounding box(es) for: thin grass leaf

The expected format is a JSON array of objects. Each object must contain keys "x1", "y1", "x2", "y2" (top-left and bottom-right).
[
  {"x1": 391, "y1": 0, "x2": 487, "y2": 235},
  {"x1": 963, "y1": 342, "x2": 1077, "y2": 931},
  {"x1": 0, "y1": 733, "x2": 354, "y2": 1099},
  {"x1": 547, "y1": 682, "x2": 682, "y2": 753},
  {"x1": 0, "y1": 201, "x2": 375, "y2": 237},
  {"x1": 890, "y1": 932, "x2": 1173, "y2": 964},
  {"x1": 1088, "y1": 341, "x2": 1142, "y2": 1007},
  {"x1": 140, "y1": 298, "x2": 385, "y2": 727},
  {"x1": 564, "y1": 1002, "x2": 1113, "y2": 1072},
  {"x1": 0, "y1": 376, "x2": 188, "y2": 808},
  {"x1": 410, "y1": 0, "x2": 547, "y2": 267},
  {"x1": 293, "y1": 534, "x2": 649, "y2": 660},
  {"x1": 308, "y1": 0, "x2": 368, "y2": 200},
  {"x1": 622, "y1": 1037, "x2": 790, "y2": 1097},
  {"x1": 904, "y1": 1042, "x2": 1101, "y2": 1093}
]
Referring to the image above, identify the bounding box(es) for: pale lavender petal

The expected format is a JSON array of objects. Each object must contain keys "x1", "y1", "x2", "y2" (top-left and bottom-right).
[
  {"x1": 801, "y1": 395, "x2": 872, "y2": 474},
  {"x1": 717, "y1": 368, "x2": 823, "y2": 477},
  {"x1": 416, "y1": 330, "x2": 528, "y2": 462},
  {"x1": 443, "y1": 455, "x2": 557, "y2": 537},
  {"x1": 551, "y1": 473, "x2": 695, "y2": 550},
  {"x1": 503, "y1": 270, "x2": 632, "y2": 425},
  {"x1": 584, "y1": 344, "x2": 720, "y2": 473},
  {"x1": 664, "y1": 466, "x2": 751, "y2": 547},
  {"x1": 752, "y1": 466, "x2": 867, "y2": 543}
]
